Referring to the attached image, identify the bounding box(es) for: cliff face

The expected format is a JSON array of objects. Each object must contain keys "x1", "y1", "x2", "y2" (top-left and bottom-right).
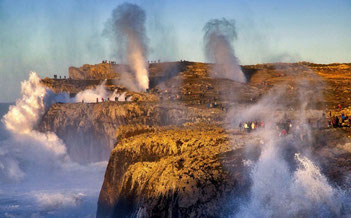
[
  {"x1": 41, "y1": 77, "x2": 101, "y2": 95},
  {"x1": 39, "y1": 101, "x2": 225, "y2": 163},
  {"x1": 97, "y1": 127, "x2": 260, "y2": 218}
]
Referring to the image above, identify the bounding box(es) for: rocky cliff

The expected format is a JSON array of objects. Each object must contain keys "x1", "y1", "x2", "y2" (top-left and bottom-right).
[
  {"x1": 96, "y1": 126, "x2": 351, "y2": 218},
  {"x1": 97, "y1": 127, "x2": 260, "y2": 217},
  {"x1": 37, "y1": 61, "x2": 351, "y2": 217}
]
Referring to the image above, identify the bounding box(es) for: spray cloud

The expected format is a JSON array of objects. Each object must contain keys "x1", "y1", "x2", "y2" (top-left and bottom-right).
[
  {"x1": 227, "y1": 67, "x2": 351, "y2": 217},
  {"x1": 0, "y1": 72, "x2": 119, "y2": 181},
  {"x1": 203, "y1": 18, "x2": 246, "y2": 83},
  {"x1": 0, "y1": 72, "x2": 108, "y2": 216},
  {"x1": 108, "y1": 3, "x2": 149, "y2": 91},
  {"x1": 74, "y1": 80, "x2": 129, "y2": 103},
  {"x1": 1, "y1": 72, "x2": 69, "y2": 181}
]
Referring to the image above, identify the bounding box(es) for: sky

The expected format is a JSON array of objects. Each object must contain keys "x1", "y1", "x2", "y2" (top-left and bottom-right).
[{"x1": 0, "y1": 0, "x2": 350, "y2": 102}]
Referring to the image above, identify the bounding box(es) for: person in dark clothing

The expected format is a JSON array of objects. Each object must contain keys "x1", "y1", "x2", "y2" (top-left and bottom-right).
[
  {"x1": 333, "y1": 116, "x2": 336, "y2": 127},
  {"x1": 336, "y1": 116, "x2": 339, "y2": 127},
  {"x1": 286, "y1": 120, "x2": 291, "y2": 133}
]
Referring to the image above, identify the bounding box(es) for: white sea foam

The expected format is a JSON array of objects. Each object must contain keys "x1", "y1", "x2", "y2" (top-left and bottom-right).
[{"x1": 236, "y1": 142, "x2": 346, "y2": 217}]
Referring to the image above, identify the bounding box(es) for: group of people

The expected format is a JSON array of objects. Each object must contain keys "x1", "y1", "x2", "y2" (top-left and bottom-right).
[
  {"x1": 53, "y1": 75, "x2": 67, "y2": 79},
  {"x1": 329, "y1": 113, "x2": 351, "y2": 128},
  {"x1": 239, "y1": 121, "x2": 265, "y2": 132},
  {"x1": 237, "y1": 112, "x2": 349, "y2": 140},
  {"x1": 95, "y1": 96, "x2": 128, "y2": 103},
  {"x1": 239, "y1": 119, "x2": 302, "y2": 138},
  {"x1": 149, "y1": 60, "x2": 161, "y2": 63},
  {"x1": 102, "y1": 60, "x2": 116, "y2": 64}
]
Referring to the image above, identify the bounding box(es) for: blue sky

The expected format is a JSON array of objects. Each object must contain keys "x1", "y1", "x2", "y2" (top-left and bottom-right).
[{"x1": 0, "y1": 0, "x2": 350, "y2": 102}]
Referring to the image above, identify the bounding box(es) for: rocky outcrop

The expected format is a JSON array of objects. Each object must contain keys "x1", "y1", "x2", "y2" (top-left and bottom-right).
[
  {"x1": 41, "y1": 77, "x2": 101, "y2": 94},
  {"x1": 69, "y1": 63, "x2": 121, "y2": 80},
  {"x1": 96, "y1": 126, "x2": 351, "y2": 218},
  {"x1": 97, "y1": 127, "x2": 261, "y2": 218}
]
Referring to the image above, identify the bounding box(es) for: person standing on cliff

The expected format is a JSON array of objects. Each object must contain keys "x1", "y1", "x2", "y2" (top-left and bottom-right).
[
  {"x1": 280, "y1": 129, "x2": 287, "y2": 137},
  {"x1": 244, "y1": 122, "x2": 249, "y2": 132},
  {"x1": 251, "y1": 122, "x2": 256, "y2": 130},
  {"x1": 336, "y1": 116, "x2": 340, "y2": 127},
  {"x1": 260, "y1": 121, "x2": 265, "y2": 128}
]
